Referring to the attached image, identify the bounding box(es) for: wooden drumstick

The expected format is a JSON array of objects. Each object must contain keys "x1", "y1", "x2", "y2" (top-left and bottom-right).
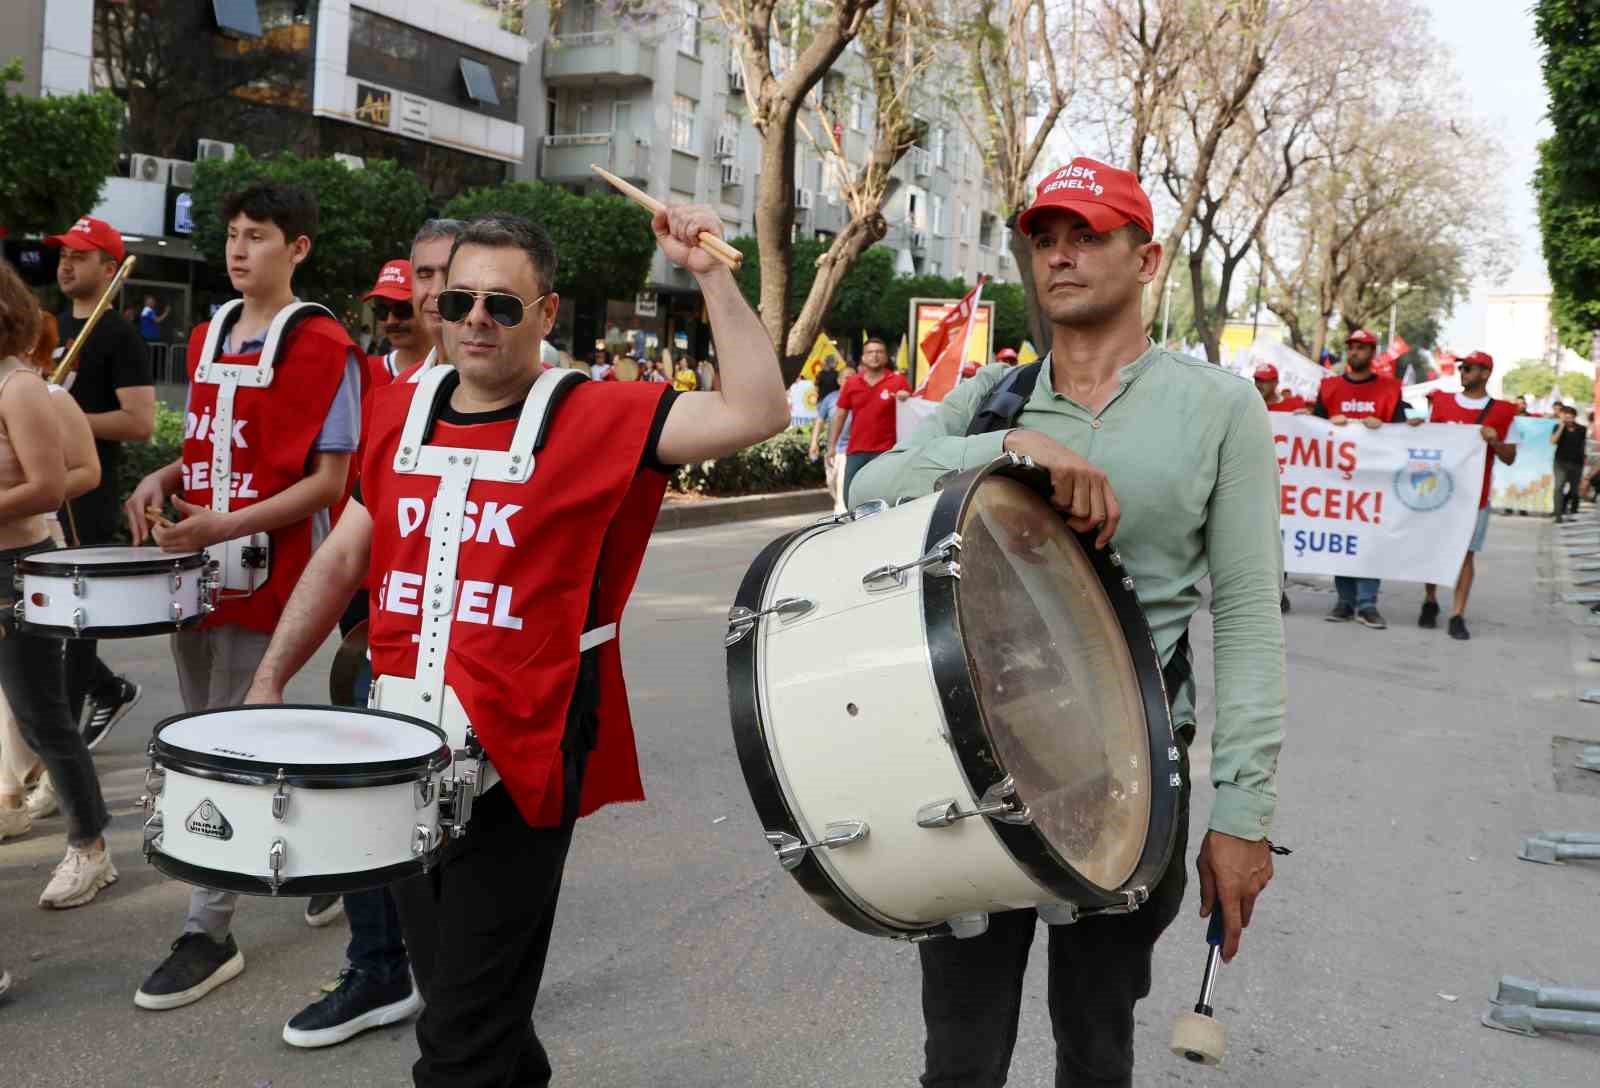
[
  {"x1": 146, "y1": 505, "x2": 174, "y2": 530},
  {"x1": 589, "y1": 164, "x2": 744, "y2": 271}
]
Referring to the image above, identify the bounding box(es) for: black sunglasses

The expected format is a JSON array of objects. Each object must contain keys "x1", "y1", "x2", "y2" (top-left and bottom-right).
[
  {"x1": 436, "y1": 289, "x2": 548, "y2": 329},
  {"x1": 373, "y1": 300, "x2": 414, "y2": 321}
]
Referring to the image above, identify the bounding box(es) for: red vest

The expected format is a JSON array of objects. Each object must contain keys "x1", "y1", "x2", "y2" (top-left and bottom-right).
[
  {"x1": 182, "y1": 308, "x2": 355, "y2": 633},
  {"x1": 1317, "y1": 373, "x2": 1402, "y2": 421},
  {"x1": 1266, "y1": 393, "x2": 1308, "y2": 413},
  {"x1": 1427, "y1": 390, "x2": 1517, "y2": 508},
  {"x1": 361, "y1": 375, "x2": 671, "y2": 828}
]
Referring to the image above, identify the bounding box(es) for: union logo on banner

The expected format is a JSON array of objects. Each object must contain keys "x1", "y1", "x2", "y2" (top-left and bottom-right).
[{"x1": 1393, "y1": 447, "x2": 1453, "y2": 512}]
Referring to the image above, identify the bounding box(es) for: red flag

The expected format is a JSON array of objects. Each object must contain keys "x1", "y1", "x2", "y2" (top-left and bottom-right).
[
  {"x1": 1373, "y1": 334, "x2": 1411, "y2": 379},
  {"x1": 1436, "y1": 348, "x2": 1457, "y2": 376},
  {"x1": 917, "y1": 277, "x2": 986, "y2": 402}
]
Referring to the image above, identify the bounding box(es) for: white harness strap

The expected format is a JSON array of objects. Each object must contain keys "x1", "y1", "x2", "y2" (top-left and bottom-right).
[
  {"x1": 194, "y1": 299, "x2": 333, "y2": 514},
  {"x1": 404, "y1": 347, "x2": 439, "y2": 384},
  {"x1": 384, "y1": 351, "x2": 400, "y2": 379}
]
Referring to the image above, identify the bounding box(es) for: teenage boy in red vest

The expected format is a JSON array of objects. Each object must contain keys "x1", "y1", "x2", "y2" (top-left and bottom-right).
[
  {"x1": 240, "y1": 208, "x2": 786, "y2": 1084},
  {"x1": 122, "y1": 183, "x2": 363, "y2": 1011},
  {"x1": 1416, "y1": 350, "x2": 1517, "y2": 640},
  {"x1": 1311, "y1": 329, "x2": 1414, "y2": 628}
]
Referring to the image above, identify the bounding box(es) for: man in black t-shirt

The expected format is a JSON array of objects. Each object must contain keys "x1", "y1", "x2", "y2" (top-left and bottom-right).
[
  {"x1": 45, "y1": 216, "x2": 156, "y2": 745},
  {"x1": 1552, "y1": 403, "x2": 1587, "y2": 521}
]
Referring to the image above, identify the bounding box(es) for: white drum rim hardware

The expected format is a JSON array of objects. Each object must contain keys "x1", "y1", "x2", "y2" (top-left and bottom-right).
[
  {"x1": 14, "y1": 547, "x2": 215, "y2": 638},
  {"x1": 725, "y1": 454, "x2": 1183, "y2": 939},
  {"x1": 143, "y1": 705, "x2": 451, "y2": 897}
]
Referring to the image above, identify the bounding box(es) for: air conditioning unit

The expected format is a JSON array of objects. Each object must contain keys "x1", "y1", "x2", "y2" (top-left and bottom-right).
[
  {"x1": 169, "y1": 160, "x2": 196, "y2": 189},
  {"x1": 914, "y1": 152, "x2": 932, "y2": 178},
  {"x1": 729, "y1": 65, "x2": 745, "y2": 91},
  {"x1": 910, "y1": 231, "x2": 927, "y2": 250},
  {"x1": 721, "y1": 162, "x2": 745, "y2": 187},
  {"x1": 197, "y1": 138, "x2": 237, "y2": 162},
  {"x1": 130, "y1": 154, "x2": 173, "y2": 184},
  {"x1": 714, "y1": 131, "x2": 738, "y2": 159},
  {"x1": 332, "y1": 153, "x2": 366, "y2": 170},
  {"x1": 795, "y1": 187, "x2": 815, "y2": 209}
]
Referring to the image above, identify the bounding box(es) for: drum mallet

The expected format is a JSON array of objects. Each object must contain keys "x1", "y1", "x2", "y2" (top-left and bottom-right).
[{"x1": 1170, "y1": 910, "x2": 1228, "y2": 1066}]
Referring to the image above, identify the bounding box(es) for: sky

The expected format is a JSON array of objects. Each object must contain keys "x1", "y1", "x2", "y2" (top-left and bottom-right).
[{"x1": 1426, "y1": 0, "x2": 1552, "y2": 348}]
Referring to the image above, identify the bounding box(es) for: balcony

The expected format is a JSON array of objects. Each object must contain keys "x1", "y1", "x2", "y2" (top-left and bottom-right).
[
  {"x1": 543, "y1": 32, "x2": 657, "y2": 86},
  {"x1": 542, "y1": 132, "x2": 650, "y2": 184}
]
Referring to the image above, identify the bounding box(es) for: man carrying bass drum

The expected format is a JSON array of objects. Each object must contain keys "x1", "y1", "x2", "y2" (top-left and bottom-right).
[{"x1": 851, "y1": 158, "x2": 1285, "y2": 1087}]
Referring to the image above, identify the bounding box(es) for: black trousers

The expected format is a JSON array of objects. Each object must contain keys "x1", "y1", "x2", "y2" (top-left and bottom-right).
[
  {"x1": 391, "y1": 784, "x2": 574, "y2": 1088},
  {"x1": 919, "y1": 745, "x2": 1191, "y2": 1088},
  {"x1": 1555, "y1": 461, "x2": 1583, "y2": 517}
]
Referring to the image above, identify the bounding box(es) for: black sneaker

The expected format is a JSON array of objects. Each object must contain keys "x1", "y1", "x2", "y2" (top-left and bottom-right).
[
  {"x1": 282, "y1": 968, "x2": 422, "y2": 1048},
  {"x1": 1356, "y1": 607, "x2": 1387, "y2": 629},
  {"x1": 1419, "y1": 600, "x2": 1440, "y2": 629},
  {"x1": 304, "y1": 894, "x2": 344, "y2": 928},
  {"x1": 134, "y1": 933, "x2": 244, "y2": 1010},
  {"x1": 81, "y1": 678, "x2": 141, "y2": 750},
  {"x1": 1448, "y1": 615, "x2": 1470, "y2": 640},
  {"x1": 1325, "y1": 602, "x2": 1355, "y2": 623}
]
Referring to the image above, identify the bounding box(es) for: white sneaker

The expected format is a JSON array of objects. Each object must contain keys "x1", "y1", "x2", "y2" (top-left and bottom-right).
[
  {"x1": 38, "y1": 843, "x2": 118, "y2": 909},
  {"x1": 0, "y1": 967, "x2": 10, "y2": 999},
  {"x1": 26, "y1": 774, "x2": 58, "y2": 820},
  {"x1": 0, "y1": 805, "x2": 30, "y2": 842}
]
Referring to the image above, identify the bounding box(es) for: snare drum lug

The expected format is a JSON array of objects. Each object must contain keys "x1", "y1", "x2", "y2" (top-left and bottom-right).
[
  {"x1": 1121, "y1": 575, "x2": 1135, "y2": 591},
  {"x1": 1108, "y1": 549, "x2": 1124, "y2": 568},
  {"x1": 271, "y1": 770, "x2": 290, "y2": 821},
  {"x1": 411, "y1": 823, "x2": 438, "y2": 859},
  {"x1": 947, "y1": 912, "x2": 990, "y2": 939},
  {"x1": 815, "y1": 498, "x2": 890, "y2": 526},
  {"x1": 141, "y1": 814, "x2": 164, "y2": 859},
  {"x1": 725, "y1": 596, "x2": 816, "y2": 646},
  {"x1": 1036, "y1": 902, "x2": 1081, "y2": 926},
  {"x1": 765, "y1": 819, "x2": 870, "y2": 870},
  {"x1": 415, "y1": 777, "x2": 435, "y2": 809},
  {"x1": 862, "y1": 533, "x2": 963, "y2": 592},
  {"x1": 170, "y1": 561, "x2": 183, "y2": 593},
  {"x1": 267, "y1": 838, "x2": 286, "y2": 895},
  {"x1": 72, "y1": 572, "x2": 85, "y2": 598},
  {"x1": 11, "y1": 600, "x2": 22, "y2": 626},
  {"x1": 70, "y1": 607, "x2": 85, "y2": 636},
  {"x1": 171, "y1": 601, "x2": 184, "y2": 623}
]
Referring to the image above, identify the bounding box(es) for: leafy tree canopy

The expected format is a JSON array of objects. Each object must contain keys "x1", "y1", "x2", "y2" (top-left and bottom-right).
[
  {"x1": 0, "y1": 59, "x2": 121, "y2": 235},
  {"x1": 443, "y1": 181, "x2": 655, "y2": 304},
  {"x1": 192, "y1": 151, "x2": 429, "y2": 323},
  {"x1": 1535, "y1": 0, "x2": 1600, "y2": 353}
]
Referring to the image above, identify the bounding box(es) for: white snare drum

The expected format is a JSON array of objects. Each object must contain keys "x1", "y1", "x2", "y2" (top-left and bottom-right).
[
  {"x1": 15, "y1": 546, "x2": 214, "y2": 638},
  {"x1": 143, "y1": 706, "x2": 451, "y2": 896},
  {"x1": 726, "y1": 453, "x2": 1182, "y2": 939}
]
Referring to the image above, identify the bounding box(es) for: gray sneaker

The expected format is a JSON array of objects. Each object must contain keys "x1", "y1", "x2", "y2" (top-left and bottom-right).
[
  {"x1": 1356, "y1": 607, "x2": 1387, "y2": 630},
  {"x1": 1325, "y1": 602, "x2": 1355, "y2": 622}
]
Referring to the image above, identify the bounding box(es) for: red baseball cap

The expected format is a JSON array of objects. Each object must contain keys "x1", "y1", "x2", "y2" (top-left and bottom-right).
[
  {"x1": 1459, "y1": 350, "x2": 1494, "y2": 373},
  {"x1": 364, "y1": 259, "x2": 413, "y2": 302},
  {"x1": 995, "y1": 347, "x2": 1018, "y2": 363},
  {"x1": 44, "y1": 216, "x2": 125, "y2": 263},
  {"x1": 1345, "y1": 329, "x2": 1378, "y2": 347},
  {"x1": 1017, "y1": 157, "x2": 1154, "y2": 237},
  {"x1": 1253, "y1": 364, "x2": 1280, "y2": 382}
]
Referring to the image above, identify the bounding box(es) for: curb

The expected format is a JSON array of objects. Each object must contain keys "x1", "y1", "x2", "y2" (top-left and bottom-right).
[{"x1": 654, "y1": 489, "x2": 834, "y2": 533}]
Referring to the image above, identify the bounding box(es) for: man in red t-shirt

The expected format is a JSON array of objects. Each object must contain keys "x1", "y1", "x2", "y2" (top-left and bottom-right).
[
  {"x1": 1253, "y1": 364, "x2": 1307, "y2": 412},
  {"x1": 1313, "y1": 328, "x2": 1413, "y2": 628},
  {"x1": 1417, "y1": 350, "x2": 1517, "y2": 640},
  {"x1": 826, "y1": 336, "x2": 911, "y2": 504}
]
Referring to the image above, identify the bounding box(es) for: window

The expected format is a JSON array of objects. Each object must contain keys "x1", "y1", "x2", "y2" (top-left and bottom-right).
[
  {"x1": 929, "y1": 261, "x2": 941, "y2": 276},
  {"x1": 956, "y1": 200, "x2": 968, "y2": 238},
  {"x1": 347, "y1": 8, "x2": 519, "y2": 122},
  {"x1": 718, "y1": 112, "x2": 739, "y2": 156},
  {"x1": 678, "y1": 0, "x2": 700, "y2": 56},
  {"x1": 212, "y1": 0, "x2": 263, "y2": 38},
  {"x1": 932, "y1": 125, "x2": 945, "y2": 168},
  {"x1": 849, "y1": 86, "x2": 864, "y2": 131},
  {"x1": 931, "y1": 193, "x2": 945, "y2": 236},
  {"x1": 672, "y1": 95, "x2": 696, "y2": 151},
  {"x1": 978, "y1": 212, "x2": 997, "y2": 249},
  {"x1": 459, "y1": 58, "x2": 499, "y2": 105}
]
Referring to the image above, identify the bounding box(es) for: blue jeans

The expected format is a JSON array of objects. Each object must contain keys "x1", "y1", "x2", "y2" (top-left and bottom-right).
[
  {"x1": 1334, "y1": 576, "x2": 1380, "y2": 610},
  {"x1": 842, "y1": 450, "x2": 884, "y2": 508},
  {"x1": 342, "y1": 641, "x2": 409, "y2": 982}
]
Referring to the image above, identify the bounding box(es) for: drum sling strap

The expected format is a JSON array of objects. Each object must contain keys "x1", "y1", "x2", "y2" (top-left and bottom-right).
[{"x1": 965, "y1": 361, "x2": 1193, "y2": 703}]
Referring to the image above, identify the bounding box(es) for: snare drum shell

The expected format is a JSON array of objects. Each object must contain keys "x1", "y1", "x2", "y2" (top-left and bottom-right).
[{"x1": 18, "y1": 550, "x2": 205, "y2": 638}]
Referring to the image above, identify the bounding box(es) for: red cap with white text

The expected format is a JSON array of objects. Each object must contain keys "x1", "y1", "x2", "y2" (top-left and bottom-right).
[
  {"x1": 44, "y1": 216, "x2": 125, "y2": 263},
  {"x1": 1017, "y1": 157, "x2": 1154, "y2": 237},
  {"x1": 1345, "y1": 329, "x2": 1378, "y2": 347},
  {"x1": 1458, "y1": 350, "x2": 1493, "y2": 373},
  {"x1": 364, "y1": 259, "x2": 413, "y2": 302}
]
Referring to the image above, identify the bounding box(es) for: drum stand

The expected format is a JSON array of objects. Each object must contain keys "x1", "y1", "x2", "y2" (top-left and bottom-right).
[{"x1": 1170, "y1": 912, "x2": 1227, "y2": 1066}]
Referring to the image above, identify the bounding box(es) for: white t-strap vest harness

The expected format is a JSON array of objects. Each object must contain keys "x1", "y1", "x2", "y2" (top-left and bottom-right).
[{"x1": 370, "y1": 364, "x2": 617, "y2": 798}]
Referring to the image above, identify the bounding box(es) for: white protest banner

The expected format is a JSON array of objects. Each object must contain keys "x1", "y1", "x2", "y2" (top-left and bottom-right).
[
  {"x1": 1274, "y1": 415, "x2": 1487, "y2": 584},
  {"x1": 1234, "y1": 341, "x2": 1326, "y2": 399}
]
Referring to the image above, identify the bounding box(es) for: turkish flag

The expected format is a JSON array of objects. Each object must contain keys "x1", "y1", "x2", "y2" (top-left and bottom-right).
[{"x1": 917, "y1": 277, "x2": 986, "y2": 402}]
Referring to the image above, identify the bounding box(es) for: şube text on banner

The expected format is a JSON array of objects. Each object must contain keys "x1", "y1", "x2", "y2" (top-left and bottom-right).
[{"x1": 1273, "y1": 414, "x2": 1487, "y2": 585}]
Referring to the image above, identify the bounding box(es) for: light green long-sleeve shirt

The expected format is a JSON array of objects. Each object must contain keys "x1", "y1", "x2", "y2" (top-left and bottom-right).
[{"x1": 851, "y1": 344, "x2": 1285, "y2": 841}]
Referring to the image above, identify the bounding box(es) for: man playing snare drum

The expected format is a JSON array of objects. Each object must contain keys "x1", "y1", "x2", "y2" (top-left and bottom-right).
[{"x1": 852, "y1": 158, "x2": 1285, "y2": 1087}]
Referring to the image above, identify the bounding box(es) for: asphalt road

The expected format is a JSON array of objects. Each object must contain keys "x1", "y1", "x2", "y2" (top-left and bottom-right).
[{"x1": 4, "y1": 511, "x2": 1600, "y2": 1087}]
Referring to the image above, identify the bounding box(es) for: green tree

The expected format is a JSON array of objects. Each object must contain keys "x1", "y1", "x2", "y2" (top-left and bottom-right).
[
  {"x1": 730, "y1": 236, "x2": 894, "y2": 349},
  {"x1": 0, "y1": 59, "x2": 121, "y2": 235},
  {"x1": 1558, "y1": 370, "x2": 1594, "y2": 405},
  {"x1": 1501, "y1": 361, "x2": 1556, "y2": 400},
  {"x1": 443, "y1": 181, "x2": 655, "y2": 305},
  {"x1": 1535, "y1": 0, "x2": 1600, "y2": 354},
  {"x1": 191, "y1": 151, "x2": 429, "y2": 323}
]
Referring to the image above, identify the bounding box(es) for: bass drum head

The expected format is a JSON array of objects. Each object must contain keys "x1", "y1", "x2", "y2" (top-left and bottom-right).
[{"x1": 956, "y1": 476, "x2": 1152, "y2": 893}]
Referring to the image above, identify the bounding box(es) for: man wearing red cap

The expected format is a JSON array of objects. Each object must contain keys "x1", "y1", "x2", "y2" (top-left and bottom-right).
[
  {"x1": 995, "y1": 347, "x2": 1019, "y2": 365},
  {"x1": 1311, "y1": 328, "x2": 1413, "y2": 628},
  {"x1": 46, "y1": 216, "x2": 156, "y2": 748},
  {"x1": 1253, "y1": 364, "x2": 1307, "y2": 412},
  {"x1": 1416, "y1": 351, "x2": 1516, "y2": 639},
  {"x1": 363, "y1": 259, "x2": 429, "y2": 388},
  {"x1": 852, "y1": 157, "x2": 1283, "y2": 1087}
]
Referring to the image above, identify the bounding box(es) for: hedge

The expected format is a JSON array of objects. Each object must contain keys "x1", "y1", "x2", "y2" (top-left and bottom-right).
[{"x1": 120, "y1": 404, "x2": 823, "y2": 509}]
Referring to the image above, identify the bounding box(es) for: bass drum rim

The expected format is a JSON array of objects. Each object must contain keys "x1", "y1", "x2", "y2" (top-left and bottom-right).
[
  {"x1": 726, "y1": 524, "x2": 926, "y2": 939},
  {"x1": 923, "y1": 457, "x2": 1182, "y2": 913}
]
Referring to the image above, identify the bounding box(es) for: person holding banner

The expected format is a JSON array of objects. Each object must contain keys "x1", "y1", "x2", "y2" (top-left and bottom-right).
[
  {"x1": 1416, "y1": 351, "x2": 1517, "y2": 640},
  {"x1": 1253, "y1": 364, "x2": 1306, "y2": 413},
  {"x1": 1311, "y1": 328, "x2": 1413, "y2": 628}
]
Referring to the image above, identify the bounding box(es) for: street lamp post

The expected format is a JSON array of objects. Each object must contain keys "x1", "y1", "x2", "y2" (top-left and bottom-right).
[{"x1": 1161, "y1": 276, "x2": 1175, "y2": 346}]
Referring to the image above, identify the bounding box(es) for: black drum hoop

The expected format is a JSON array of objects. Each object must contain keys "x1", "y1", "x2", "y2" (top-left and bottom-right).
[
  {"x1": 19, "y1": 550, "x2": 208, "y2": 578},
  {"x1": 148, "y1": 850, "x2": 428, "y2": 898},
  {"x1": 152, "y1": 704, "x2": 451, "y2": 788},
  {"x1": 921, "y1": 457, "x2": 1182, "y2": 912},
  {"x1": 19, "y1": 615, "x2": 205, "y2": 640},
  {"x1": 726, "y1": 524, "x2": 928, "y2": 939}
]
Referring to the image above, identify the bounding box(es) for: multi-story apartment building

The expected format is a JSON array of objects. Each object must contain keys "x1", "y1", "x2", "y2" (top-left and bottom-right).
[{"x1": 522, "y1": 0, "x2": 1014, "y2": 358}]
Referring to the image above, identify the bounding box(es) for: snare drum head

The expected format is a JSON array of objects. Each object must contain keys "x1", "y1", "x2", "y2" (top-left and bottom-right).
[
  {"x1": 157, "y1": 707, "x2": 443, "y2": 769},
  {"x1": 957, "y1": 477, "x2": 1152, "y2": 892},
  {"x1": 24, "y1": 546, "x2": 204, "y2": 568}
]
